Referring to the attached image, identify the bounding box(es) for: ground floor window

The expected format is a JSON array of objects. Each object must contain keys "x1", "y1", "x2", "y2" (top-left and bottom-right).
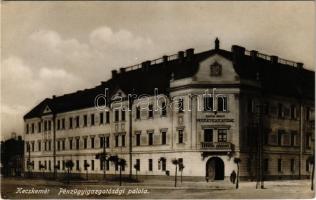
[
  {"x1": 277, "y1": 159, "x2": 282, "y2": 172},
  {"x1": 76, "y1": 160, "x2": 79, "y2": 171},
  {"x1": 149, "y1": 159, "x2": 153, "y2": 171},
  {"x1": 306, "y1": 159, "x2": 310, "y2": 172}
]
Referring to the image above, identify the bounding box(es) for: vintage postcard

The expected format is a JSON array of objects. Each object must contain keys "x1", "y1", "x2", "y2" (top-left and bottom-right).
[{"x1": 1, "y1": 1, "x2": 315, "y2": 199}]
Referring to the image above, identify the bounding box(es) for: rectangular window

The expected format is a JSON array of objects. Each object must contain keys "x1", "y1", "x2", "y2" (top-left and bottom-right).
[
  {"x1": 84, "y1": 138, "x2": 87, "y2": 149},
  {"x1": 148, "y1": 104, "x2": 153, "y2": 118},
  {"x1": 290, "y1": 159, "x2": 295, "y2": 172},
  {"x1": 26, "y1": 124, "x2": 29, "y2": 134},
  {"x1": 115, "y1": 110, "x2": 119, "y2": 122},
  {"x1": 136, "y1": 159, "x2": 140, "y2": 171},
  {"x1": 161, "y1": 102, "x2": 167, "y2": 116},
  {"x1": 136, "y1": 134, "x2": 141, "y2": 146},
  {"x1": 48, "y1": 140, "x2": 51, "y2": 151},
  {"x1": 204, "y1": 96, "x2": 213, "y2": 111},
  {"x1": 38, "y1": 122, "x2": 41, "y2": 133},
  {"x1": 44, "y1": 121, "x2": 47, "y2": 131},
  {"x1": 278, "y1": 103, "x2": 284, "y2": 118},
  {"x1": 57, "y1": 120, "x2": 60, "y2": 130},
  {"x1": 69, "y1": 139, "x2": 73, "y2": 150},
  {"x1": 76, "y1": 116, "x2": 80, "y2": 128},
  {"x1": 83, "y1": 115, "x2": 87, "y2": 127},
  {"x1": 115, "y1": 135, "x2": 119, "y2": 147},
  {"x1": 204, "y1": 129, "x2": 213, "y2": 142},
  {"x1": 91, "y1": 137, "x2": 94, "y2": 149},
  {"x1": 49, "y1": 160, "x2": 51, "y2": 171},
  {"x1": 48, "y1": 121, "x2": 51, "y2": 131},
  {"x1": 161, "y1": 131, "x2": 167, "y2": 145},
  {"x1": 115, "y1": 162, "x2": 118, "y2": 171},
  {"x1": 106, "y1": 111, "x2": 110, "y2": 123},
  {"x1": 278, "y1": 130, "x2": 285, "y2": 146},
  {"x1": 178, "y1": 130, "x2": 184, "y2": 144},
  {"x1": 76, "y1": 160, "x2": 79, "y2": 171},
  {"x1": 178, "y1": 98, "x2": 184, "y2": 113},
  {"x1": 69, "y1": 117, "x2": 73, "y2": 129},
  {"x1": 91, "y1": 160, "x2": 94, "y2": 171},
  {"x1": 278, "y1": 159, "x2": 282, "y2": 172},
  {"x1": 121, "y1": 135, "x2": 126, "y2": 147},
  {"x1": 91, "y1": 114, "x2": 95, "y2": 126},
  {"x1": 38, "y1": 141, "x2": 41, "y2": 151},
  {"x1": 100, "y1": 112, "x2": 104, "y2": 124},
  {"x1": 76, "y1": 138, "x2": 80, "y2": 150},
  {"x1": 62, "y1": 118, "x2": 65, "y2": 129},
  {"x1": 148, "y1": 132, "x2": 153, "y2": 145},
  {"x1": 149, "y1": 159, "x2": 153, "y2": 171},
  {"x1": 57, "y1": 161, "x2": 60, "y2": 170},
  {"x1": 248, "y1": 99, "x2": 254, "y2": 113},
  {"x1": 106, "y1": 160, "x2": 110, "y2": 171},
  {"x1": 57, "y1": 141, "x2": 60, "y2": 151},
  {"x1": 218, "y1": 129, "x2": 227, "y2": 142},
  {"x1": 217, "y1": 96, "x2": 228, "y2": 112},
  {"x1": 136, "y1": 106, "x2": 141, "y2": 119},
  {"x1": 62, "y1": 160, "x2": 65, "y2": 170},
  {"x1": 106, "y1": 136, "x2": 110, "y2": 148},
  {"x1": 84, "y1": 160, "x2": 88, "y2": 170},
  {"x1": 31, "y1": 123, "x2": 34, "y2": 133},
  {"x1": 121, "y1": 110, "x2": 125, "y2": 121},
  {"x1": 100, "y1": 137, "x2": 104, "y2": 148},
  {"x1": 62, "y1": 140, "x2": 65, "y2": 150}
]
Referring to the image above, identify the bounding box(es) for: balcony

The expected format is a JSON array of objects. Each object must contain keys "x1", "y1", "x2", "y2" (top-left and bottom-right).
[{"x1": 200, "y1": 142, "x2": 232, "y2": 151}]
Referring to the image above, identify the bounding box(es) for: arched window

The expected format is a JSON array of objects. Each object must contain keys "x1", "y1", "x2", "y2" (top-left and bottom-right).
[{"x1": 217, "y1": 96, "x2": 227, "y2": 112}]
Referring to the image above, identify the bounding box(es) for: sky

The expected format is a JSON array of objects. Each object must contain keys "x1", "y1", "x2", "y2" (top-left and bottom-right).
[{"x1": 1, "y1": 1, "x2": 315, "y2": 140}]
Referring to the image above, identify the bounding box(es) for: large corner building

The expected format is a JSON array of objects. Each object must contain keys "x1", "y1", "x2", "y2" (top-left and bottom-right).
[{"x1": 23, "y1": 39, "x2": 315, "y2": 181}]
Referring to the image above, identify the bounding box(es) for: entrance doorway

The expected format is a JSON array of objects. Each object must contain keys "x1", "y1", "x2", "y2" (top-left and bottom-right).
[{"x1": 206, "y1": 157, "x2": 224, "y2": 181}]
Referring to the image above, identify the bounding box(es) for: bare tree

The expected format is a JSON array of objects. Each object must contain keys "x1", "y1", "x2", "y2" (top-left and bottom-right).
[
  {"x1": 108, "y1": 156, "x2": 126, "y2": 186},
  {"x1": 234, "y1": 158, "x2": 241, "y2": 189},
  {"x1": 179, "y1": 161, "x2": 185, "y2": 183}
]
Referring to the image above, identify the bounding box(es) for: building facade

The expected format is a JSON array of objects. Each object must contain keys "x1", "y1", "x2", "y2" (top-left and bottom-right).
[{"x1": 23, "y1": 39, "x2": 315, "y2": 181}]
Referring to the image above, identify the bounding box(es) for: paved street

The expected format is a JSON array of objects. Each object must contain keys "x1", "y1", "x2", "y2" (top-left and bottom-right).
[{"x1": 1, "y1": 177, "x2": 314, "y2": 199}]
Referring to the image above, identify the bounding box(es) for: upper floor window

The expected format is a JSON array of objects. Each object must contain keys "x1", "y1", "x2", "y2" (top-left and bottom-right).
[
  {"x1": 75, "y1": 116, "x2": 80, "y2": 128},
  {"x1": 69, "y1": 117, "x2": 73, "y2": 129},
  {"x1": 99, "y1": 112, "x2": 104, "y2": 124},
  {"x1": 278, "y1": 103, "x2": 284, "y2": 118},
  {"x1": 121, "y1": 110, "x2": 125, "y2": 121},
  {"x1": 121, "y1": 135, "x2": 126, "y2": 147},
  {"x1": 31, "y1": 123, "x2": 34, "y2": 133},
  {"x1": 83, "y1": 115, "x2": 87, "y2": 127},
  {"x1": 83, "y1": 138, "x2": 87, "y2": 149},
  {"x1": 114, "y1": 110, "x2": 119, "y2": 122},
  {"x1": 148, "y1": 104, "x2": 153, "y2": 118},
  {"x1": 57, "y1": 119, "x2": 60, "y2": 130},
  {"x1": 161, "y1": 131, "x2": 167, "y2": 145},
  {"x1": 178, "y1": 130, "x2": 184, "y2": 144},
  {"x1": 148, "y1": 132, "x2": 153, "y2": 145},
  {"x1": 69, "y1": 139, "x2": 73, "y2": 150},
  {"x1": 91, "y1": 137, "x2": 95, "y2": 149},
  {"x1": 91, "y1": 114, "x2": 95, "y2": 126},
  {"x1": 290, "y1": 105, "x2": 297, "y2": 120},
  {"x1": 106, "y1": 111, "x2": 110, "y2": 123},
  {"x1": 48, "y1": 121, "x2": 51, "y2": 131},
  {"x1": 203, "y1": 96, "x2": 213, "y2": 111},
  {"x1": 76, "y1": 138, "x2": 80, "y2": 150},
  {"x1": 61, "y1": 118, "x2": 65, "y2": 129},
  {"x1": 115, "y1": 135, "x2": 119, "y2": 147},
  {"x1": 217, "y1": 96, "x2": 227, "y2": 112},
  {"x1": 210, "y1": 62, "x2": 222, "y2": 76},
  {"x1": 44, "y1": 121, "x2": 47, "y2": 131},
  {"x1": 26, "y1": 124, "x2": 29, "y2": 134},
  {"x1": 136, "y1": 133, "x2": 141, "y2": 146},
  {"x1": 136, "y1": 106, "x2": 141, "y2": 119},
  {"x1": 38, "y1": 122, "x2": 41, "y2": 133},
  {"x1": 218, "y1": 129, "x2": 227, "y2": 142}
]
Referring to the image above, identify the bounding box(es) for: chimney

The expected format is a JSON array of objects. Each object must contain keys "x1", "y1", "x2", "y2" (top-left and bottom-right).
[
  {"x1": 163, "y1": 55, "x2": 168, "y2": 63},
  {"x1": 111, "y1": 70, "x2": 118, "y2": 78},
  {"x1": 270, "y1": 56, "x2": 278, "y2": 64},
  {"x1": 52, "y1": 95, "x2": 56, "y2": 99},
  {"x1": 215, "y1": 37, "x2": 220, "y2": 50},
  {"x1": 186, "y1": 48, "x2": 194, "y2": 60},
  {"x1": 231, "y1": 45, "x2": 246, "y2": 63},
  {"x1": 296, "y1": 62, "x2": 304, "y2": 69},
  {"x1": 119, "y1": 68, "x2": 126, "y2": 73},
  {"x1": 250, "y1": 50, "x2": 258, "y2": 61},
  {"x1": 178, "y1": 51, "x2": 184, "y2": 60}
]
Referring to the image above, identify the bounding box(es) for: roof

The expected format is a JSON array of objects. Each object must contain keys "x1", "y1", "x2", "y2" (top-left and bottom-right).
[{"x1": 24, "y1": 46, "x2": 314, "y2": 119}]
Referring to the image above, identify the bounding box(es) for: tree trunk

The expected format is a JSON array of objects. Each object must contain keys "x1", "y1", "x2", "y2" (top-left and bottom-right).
[
  {"x1": 119, "y1": 166, "x2": 122, "y2": 186},
  {"x1": 174, "y1": 165, "x2": 178, "y2": 187},
  {"x1": 312, "y1": 163, "x2": 314, "y2": 191},
  {"x1": 67, "y1": 169, "x2": 70, "y2": 184},
  {"x1": 236, "y1": 163, "x2": 239, "y2": 189},
  {"x1": 181, "y1": 170, "x2": 183, "y2": 183}
]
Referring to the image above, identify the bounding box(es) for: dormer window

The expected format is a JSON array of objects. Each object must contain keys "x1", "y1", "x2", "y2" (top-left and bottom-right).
[{"x1": 210, "y1": 62, "x2": 222, "y2": 76}]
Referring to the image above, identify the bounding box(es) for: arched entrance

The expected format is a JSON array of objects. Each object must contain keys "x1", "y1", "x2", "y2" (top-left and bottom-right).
[{"x1": 206, "y1": 157, "x2": 224, "y2": 181}]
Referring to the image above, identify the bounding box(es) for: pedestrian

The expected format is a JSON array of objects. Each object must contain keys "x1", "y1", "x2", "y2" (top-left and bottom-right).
[{"x1": 230, "y1": 170, "x2": 236, "y2": 184}]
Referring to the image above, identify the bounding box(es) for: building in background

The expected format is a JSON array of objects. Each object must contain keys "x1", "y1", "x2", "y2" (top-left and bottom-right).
[
  {"x1": 23, "y1": 39, "x2": 314, "y2": 181},
  {"x1": 1, "y1": 134, "x2": 24, "y2": 177}
]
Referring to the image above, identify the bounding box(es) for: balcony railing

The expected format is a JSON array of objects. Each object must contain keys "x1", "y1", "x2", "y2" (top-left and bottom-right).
[{"x1": 200, "y1": 142, "x2": 232, "y2": 150}]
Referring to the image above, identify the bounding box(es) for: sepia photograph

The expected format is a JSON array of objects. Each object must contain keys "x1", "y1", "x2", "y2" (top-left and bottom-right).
[{"x1": 1, "y1": 1, "x2": 315, "y2": 199}]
